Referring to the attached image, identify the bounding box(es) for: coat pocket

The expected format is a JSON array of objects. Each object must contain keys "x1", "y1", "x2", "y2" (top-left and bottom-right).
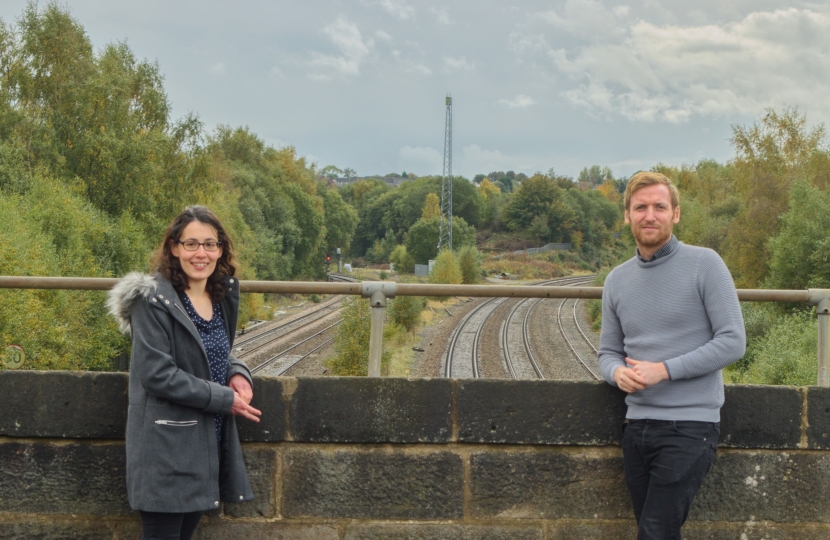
[
  {"x1": 144, "y1": 405, "x2": 210, "y2": 487},
  {"x1": 154, "y1": 420, "x2": 198, "y2": 427}
]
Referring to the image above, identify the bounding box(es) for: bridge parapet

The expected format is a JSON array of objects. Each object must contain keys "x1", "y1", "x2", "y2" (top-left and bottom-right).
[{"x1": 1, "y1": 371, "x2": 829, "y2": 539}]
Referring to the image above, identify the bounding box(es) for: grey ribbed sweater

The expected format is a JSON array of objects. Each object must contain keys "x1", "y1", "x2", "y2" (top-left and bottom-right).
[{"x1": 598, "y1": 241, "x2": 746, "y2": 422}]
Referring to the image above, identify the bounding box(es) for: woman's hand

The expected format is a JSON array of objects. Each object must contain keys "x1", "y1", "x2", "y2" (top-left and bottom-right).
[
  {"x1": 229, "y1": 374, "x2": 253, "y2": 404},
  {"x1": 230, "y1": 393, "x2": 262, "y2": 422}
]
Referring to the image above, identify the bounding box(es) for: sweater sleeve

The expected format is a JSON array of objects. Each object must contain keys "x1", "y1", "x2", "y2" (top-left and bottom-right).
[
  {"x1": 598, "y1": 269, "x2": 627, "y2": 386},
  {"x1": 663, "y1": 250, "x2": 746, "y2": 380},
  {"x1": 130, "y1": 298, "x2": 235, "y2": 414}
]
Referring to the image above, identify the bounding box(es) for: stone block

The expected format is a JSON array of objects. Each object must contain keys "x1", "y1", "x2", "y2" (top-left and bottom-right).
[
  {"x1": 0, "y1": 442, "x2": 130, "y2": 515},
  {"x1": 545, "y1": 520, "x2": 636, "y2": 540},
  {"x1": 344, "y1": 522, "x2": 544, "y2": 540},
  {"x1": 282, "y1": 448, "x2": 463, "y2": 519},
  {"x1": 0, "y1": 371, "x2": 127, "y2": 439},
  {"x1": 720, "y1": 385, "x2": 802, "y2": 448},
  {"x1": 458, "y1": 380, "x2": 626, "y2": 445},
  {"x1": 468, "y1": 449, "x2": 630, "y2": 519},
  {"x1": 237, "y1": 377, "x2": 286, "y2": 442},
  {"x1": 683, "y1": 520, "x2": 830, "y2": 539},
  {"x1": 223, "y1": 446, "x2": 278, "y2": 518},
  {"x1": 807, "y1": 386, "x2": 830, "y2": 449},
  {"x1": 692, "y1": 450, "x2": 830, "y2": 522},
  {"x1": 195, "y1": 520, "x2": 339, "y2": 540},
  {"x1": 0, "y1": 514, "x2": 139, "y2": 540},
  {"x1": 289, "y1": 377, "x2": 452, "y2": 443}
]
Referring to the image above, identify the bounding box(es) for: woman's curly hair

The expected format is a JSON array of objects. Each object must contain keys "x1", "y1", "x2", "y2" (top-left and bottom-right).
[{"x1": 151, "y1": 206, "x2": 237, "y2": 302}]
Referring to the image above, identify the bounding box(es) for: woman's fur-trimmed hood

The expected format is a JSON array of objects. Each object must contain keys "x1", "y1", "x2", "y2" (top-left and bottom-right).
[{"x1": 107, "y1": 272, "x2": 159, "y2": 334}]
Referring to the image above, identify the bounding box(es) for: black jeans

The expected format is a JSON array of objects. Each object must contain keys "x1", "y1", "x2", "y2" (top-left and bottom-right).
[
  {"x1": 622, "y1": 420, "x2": 719, "y2": 540},
  {"x1": 139, "y1": 511, "x2": 203, "y2": 540}
]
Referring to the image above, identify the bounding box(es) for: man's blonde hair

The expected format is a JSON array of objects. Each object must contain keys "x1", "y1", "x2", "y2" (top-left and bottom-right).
[{"x1": 624, "y1": 171, "x2": 680, "y2": 210}]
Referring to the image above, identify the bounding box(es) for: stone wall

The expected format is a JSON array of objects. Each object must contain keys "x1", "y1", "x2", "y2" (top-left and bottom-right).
[{"x1": 1, "y1": 371, "x2": 829, "y2": 539}]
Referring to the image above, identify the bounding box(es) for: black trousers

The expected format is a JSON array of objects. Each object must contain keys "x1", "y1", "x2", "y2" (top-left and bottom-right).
[
  {"x1": 622, "y1": 420, "x2": 719, "y2": 540},
  {"x1": 139, "y1": 510, "x2": 203, "y2": 540}
]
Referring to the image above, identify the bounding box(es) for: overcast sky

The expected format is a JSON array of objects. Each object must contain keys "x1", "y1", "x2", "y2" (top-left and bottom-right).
[{"x1": 2, "y1": 1, "x2": 828, "y2": 179}]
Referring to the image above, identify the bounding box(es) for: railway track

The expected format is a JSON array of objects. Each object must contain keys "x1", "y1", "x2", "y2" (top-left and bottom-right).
[
  {"x1": 238, "y1": 273, "x2": 357, "y2": 375},
  {"x1": 554, "y1": 288, "x2": 600, "y2": 380},
  {"x1": 234, "y1": 296, "x2": 342, "y2": 356},
  {"x1": 443, "y1": 275, "x2": 595, "y2": 379},
  {"x1": 249, "y1": 318, "x2": 343, "y2": 376}
]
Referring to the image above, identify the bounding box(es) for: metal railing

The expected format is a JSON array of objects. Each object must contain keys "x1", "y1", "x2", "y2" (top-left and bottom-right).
[{"x1": 1, "y1": 276, "x2": 828, "y2": 385}]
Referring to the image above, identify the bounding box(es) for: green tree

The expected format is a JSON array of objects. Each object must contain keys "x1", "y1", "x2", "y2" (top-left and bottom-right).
[
  {"x1": 577, "y1": 165, "x2": 613, "y2": 186},
  {"x1": 405, "y1": 216, "x2": 476, "y2": 264},
  {"x1": 766, "y1": 181, "x2": 830, "y2": 290},
  {"x1": 320, "y1": 186, "x2": 359, "y2": 254},
  {"x1": 502, "y1": 174, "x2": 578, "y2": 241},
  {"x1": 726, "y1": 107, "x2": 830, "y2": 287}
]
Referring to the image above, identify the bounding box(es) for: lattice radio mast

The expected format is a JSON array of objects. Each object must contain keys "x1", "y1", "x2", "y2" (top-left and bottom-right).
[{"x1": 438, "y1": 94, "x2": 452, "y2": 251}]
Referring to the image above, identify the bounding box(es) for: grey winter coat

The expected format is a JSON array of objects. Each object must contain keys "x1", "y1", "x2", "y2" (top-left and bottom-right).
[{"x1": 107, "y1": 272, "x2": 254, "y2": 513}]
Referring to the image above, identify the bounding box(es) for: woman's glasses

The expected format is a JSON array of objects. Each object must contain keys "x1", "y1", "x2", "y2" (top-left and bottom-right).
[{"x1": 177, "y1": 240, "x2": 222, "y2": 252}]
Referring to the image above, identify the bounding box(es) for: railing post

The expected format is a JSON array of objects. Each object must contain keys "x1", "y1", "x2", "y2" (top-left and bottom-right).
[
  {"x1": 809, "y1": 290, "x2": 830, "y2": 387},
  {"x1": 361, "y1": 282, "x2": 397, "y2": 377}
]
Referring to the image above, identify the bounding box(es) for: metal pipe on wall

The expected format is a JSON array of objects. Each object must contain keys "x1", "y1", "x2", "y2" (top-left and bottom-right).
[{"x1": 0, "y1": 275, "x2": 826, "y2": 385}]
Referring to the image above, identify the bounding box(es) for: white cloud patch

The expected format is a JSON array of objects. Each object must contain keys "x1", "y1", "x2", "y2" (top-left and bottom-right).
[
  {"x1": 399, "y1": 146, "x2": 442, "y2": 173},
  {"x1": 430, "y1": 7, "x2": 451, "y2": 25},
  {"x1": 538, "y1": 0, "x2": 627, "y2": 40},
  {"x1": 541, "y1": 6, "x2": 830, "y2": 122},
  {"x1": 308, "y1": 18, "x2": 374, "y2": 79},
  {"x1": 460, "y1": 145, "x2": 535, "y2": 175},
  {"x1": 409, "y1": 63, "x2": 432, "y2": 76},
  {"x1": 270, "y1": 66, "x2": 286, "y2": 79},
  {"x1": 208, "y1": 62, "x2": 225, "y2": 74},
  {"x1": 498, "y1": 95, "x2": 536, "y2": 109},
  {"x1": 443, "y1": 56, "x2": 474, "y2": 73},
  {"x1": 374, "y1": 30, "x2": 392, "y2": 42},
  {"x1": 361, "y1": 0, "x2": 414, "y2": 20}
]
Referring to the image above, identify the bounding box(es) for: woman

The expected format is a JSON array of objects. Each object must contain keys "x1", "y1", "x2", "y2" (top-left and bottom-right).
[{"x1": 108, "y1": 206, "x2": 261, "y2": 540}]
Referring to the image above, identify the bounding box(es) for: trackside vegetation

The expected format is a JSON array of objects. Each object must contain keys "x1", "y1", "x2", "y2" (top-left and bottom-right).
[{"x1": 2, "y1": 5, "x2": 827, "y2": 385}]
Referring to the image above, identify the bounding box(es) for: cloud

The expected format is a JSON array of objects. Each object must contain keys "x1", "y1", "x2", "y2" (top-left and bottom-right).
[
  {"x1": 538, "y1": 0, "x2": 627, "y2": 40},
  {"x1": 498, "y1": 95, "x2": 536, "y2": 109},
  {"x1": 374, "y1": 30, "x2": 392, "y2": 42},
  {"x1": 308, "y1": 18, "x2": 373, "y2": 79},
  {"x1": 429, "y1": 7, "x2": 451, "y2": 25},
  {"x1": 443, "y1": 56, "x2": 474, "y2": 73},
  {"x1": 361, "y1": 0, "x2": 414, "y2": 20},
  {"x1": 460, "y1": 144, "x2": 536, "y2": 174},
  {"x1": 399, "y1": 146, "x2": 442, "y2": 173},
  {"x1": 536, "y1": 6, "x2": 830, "y2": 122},
  {"x1": 208, "y1": 62, "x2": 225, "y2": 74},
  {"x1": 270, "y1": 66, "x2": 286, "y2": 79}
]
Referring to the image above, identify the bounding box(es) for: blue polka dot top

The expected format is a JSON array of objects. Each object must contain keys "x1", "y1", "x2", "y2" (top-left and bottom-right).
[{"x1": 181, "y1": 294, "x2": 229, "y2": 449}]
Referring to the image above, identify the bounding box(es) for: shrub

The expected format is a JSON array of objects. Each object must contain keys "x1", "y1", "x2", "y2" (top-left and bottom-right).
[
  {"x1": 731, "y1": 310, "x2": 816, "y2": 385},
  {"x1": 388, "y1": 295, "x2": 426, "y2": 331},
  {"x1": 389, "y1": 244, "x2": 415, "y2": 273},
  {"x1": 379, "y1": 271, "x2": 388, "y2": 280},
  {"x1": 310, "y1": 294, "x2": 321, "y2": 303},
  {"x1": 457, "y1": 245, "x2": 482, "y2": 284},
  {"x1": 326, "y1": 299, "x2": 389, "y2": 376},
  {"x1": 429, "y1": 249, "x2": 462, "y2": 284}
]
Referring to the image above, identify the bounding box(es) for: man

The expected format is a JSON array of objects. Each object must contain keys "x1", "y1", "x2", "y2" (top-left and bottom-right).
[{"x1": 598, "y1": 171, "x2": 745, "y2": 539}]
